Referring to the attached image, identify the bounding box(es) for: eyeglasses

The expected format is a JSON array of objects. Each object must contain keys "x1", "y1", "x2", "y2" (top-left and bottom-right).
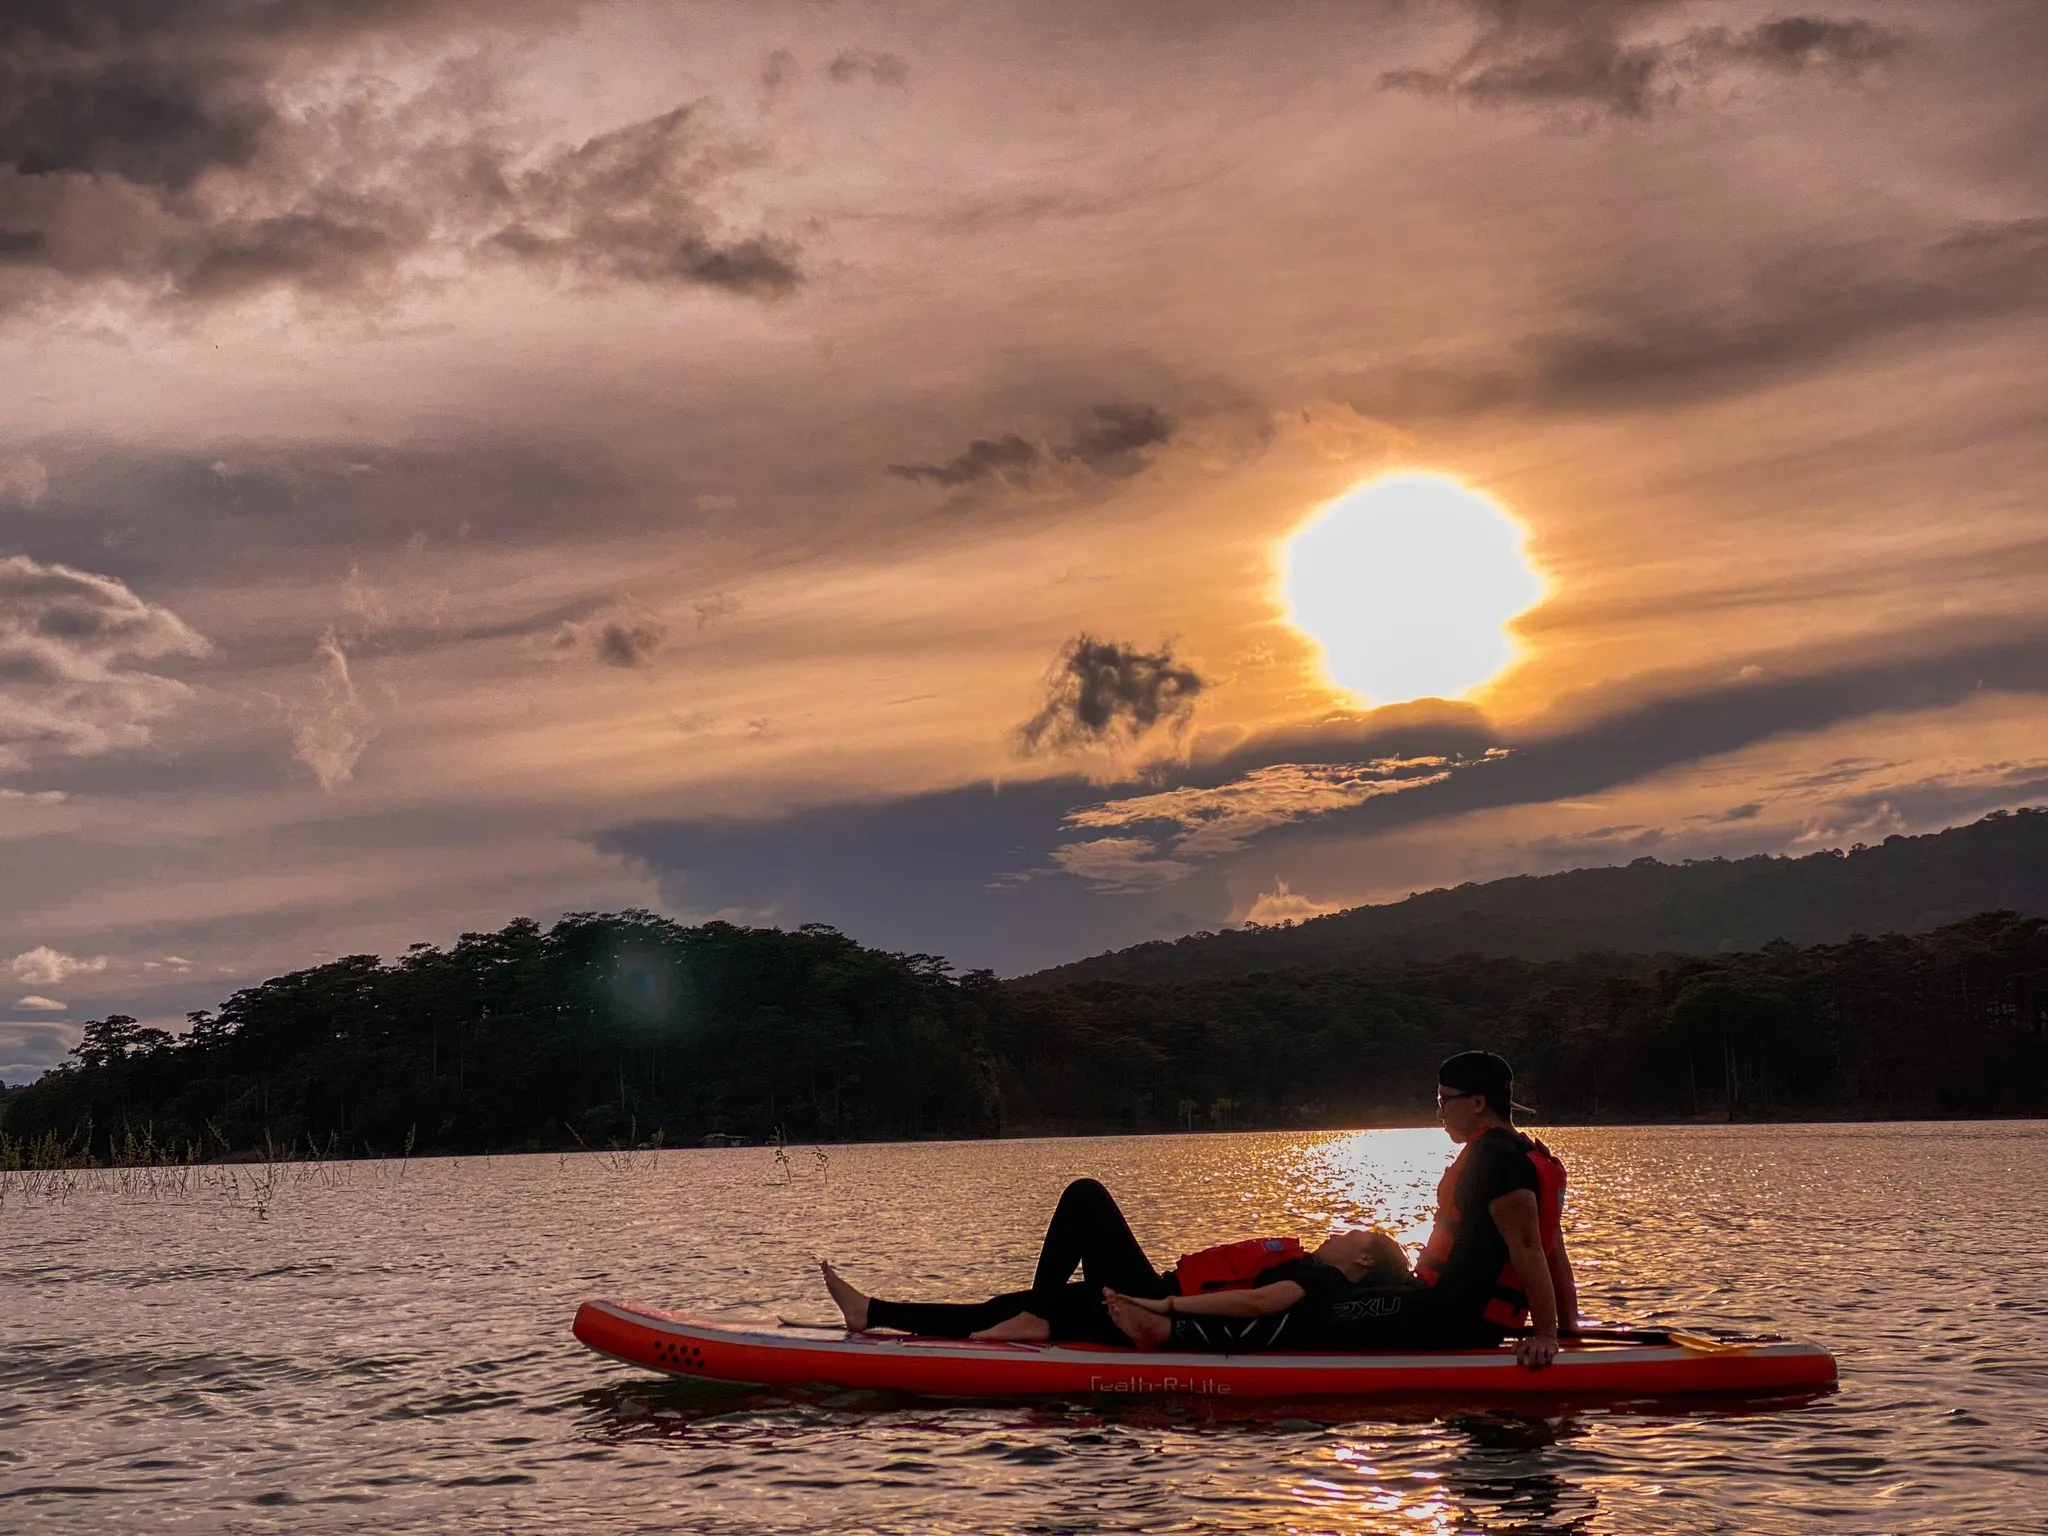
[{"x1": 1435, "y1": 1090, "x2": 1482, "y2": 1107}]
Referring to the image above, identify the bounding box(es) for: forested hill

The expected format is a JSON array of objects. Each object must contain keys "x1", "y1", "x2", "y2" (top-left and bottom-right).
[
  {"x1": 5, "y1": 906, "x2": 2047, "y2": 1161},
  {"x1": 1017, "y1": 809, "x2": 2048, "y2": 989}
]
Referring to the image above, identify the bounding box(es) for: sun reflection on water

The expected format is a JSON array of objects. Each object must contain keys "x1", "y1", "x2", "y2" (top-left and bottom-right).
[{"x1": 1280, "y1": 1128, "x2": 1451, "y2": 1250}]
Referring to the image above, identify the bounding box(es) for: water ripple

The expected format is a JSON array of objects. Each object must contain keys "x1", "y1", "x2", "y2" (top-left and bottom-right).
[{"x1": 4, "y1": 1124, "x2": 2046, "y2": 1533}]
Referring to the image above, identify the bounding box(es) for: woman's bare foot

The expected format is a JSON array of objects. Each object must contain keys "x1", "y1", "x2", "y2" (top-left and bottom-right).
[
  {"x1": 819, "y1": 1261, "x2": 870, "y2": 1331},
  {"x1": 969, "y1": 1311, "x2": 1051, "y2": 1342},
  {"x1": 1103, "y1": 1292, "x2": 1171, "y2": 1351}
]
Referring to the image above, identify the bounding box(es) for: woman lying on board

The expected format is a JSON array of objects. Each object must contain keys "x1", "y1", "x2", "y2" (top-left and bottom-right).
[{"x1": 820, "y1": 1176, "x2": 1408, "y2": 1347}]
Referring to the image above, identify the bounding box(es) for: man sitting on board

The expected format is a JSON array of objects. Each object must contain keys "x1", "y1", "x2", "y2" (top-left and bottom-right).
[{"x1": 1102, "y1": 1051, "x2": 1579, "y2": 1370}]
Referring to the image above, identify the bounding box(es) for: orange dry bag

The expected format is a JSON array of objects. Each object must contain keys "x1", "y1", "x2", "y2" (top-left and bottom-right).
[{"x1": 1173, "y1": 1236, "x2": 1307, "y2": 1294}]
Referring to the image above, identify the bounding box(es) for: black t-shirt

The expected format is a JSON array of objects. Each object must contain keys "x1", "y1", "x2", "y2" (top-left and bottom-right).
[
  {"x1": 1427, "y1": 1128, "x2": 1540, "y2": 1313},
  {"x1": 1248, "y1": 1257, "x2": 1372, "y2": 1345}
]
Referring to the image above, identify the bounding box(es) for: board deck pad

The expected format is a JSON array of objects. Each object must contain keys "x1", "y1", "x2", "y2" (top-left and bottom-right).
[{"x1": 573, "y1": 1300, "x2": 1838, "y2": 1401}]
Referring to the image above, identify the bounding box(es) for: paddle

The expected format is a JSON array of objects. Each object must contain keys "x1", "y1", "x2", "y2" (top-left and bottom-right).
[{"x1": 1539, "y1": 1323, "x2": 1773, "y2": 1355}]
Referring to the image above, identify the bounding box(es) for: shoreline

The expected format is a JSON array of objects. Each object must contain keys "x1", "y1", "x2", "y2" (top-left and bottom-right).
[{"x1": 10, "y1": 1110, "x2": 2044, "y2": 1173}]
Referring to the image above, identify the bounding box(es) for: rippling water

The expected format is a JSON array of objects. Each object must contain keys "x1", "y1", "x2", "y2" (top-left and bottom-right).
[{"x1": 4, "y1": 1123, "x2": 2045, "y2": 1534}]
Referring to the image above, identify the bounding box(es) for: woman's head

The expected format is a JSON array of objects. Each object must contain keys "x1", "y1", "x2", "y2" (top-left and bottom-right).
[{"x1": 1313, "y1": 1228, "x2": 1408, "y2": 1284}]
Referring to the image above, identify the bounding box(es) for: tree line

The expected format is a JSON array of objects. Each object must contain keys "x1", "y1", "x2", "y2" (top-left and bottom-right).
[{"x1": 4, "y1": 908, "x2": 2045, "y2": 1161}]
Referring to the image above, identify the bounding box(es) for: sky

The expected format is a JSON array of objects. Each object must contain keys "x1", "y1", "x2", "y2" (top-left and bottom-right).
[{"x1": 4, "y1": 0, "x2": 2047, "y2": 1080}]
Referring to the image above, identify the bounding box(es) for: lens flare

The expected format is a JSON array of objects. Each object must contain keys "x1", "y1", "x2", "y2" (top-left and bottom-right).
[{"x1": 1282, "y1": 473, "x2": 1543, "y2": 706}]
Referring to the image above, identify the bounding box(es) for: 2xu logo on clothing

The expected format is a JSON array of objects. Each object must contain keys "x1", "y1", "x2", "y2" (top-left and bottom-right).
[{"x1": 1087, "y1": 1374, "x2": 1232, "y2": 1395}]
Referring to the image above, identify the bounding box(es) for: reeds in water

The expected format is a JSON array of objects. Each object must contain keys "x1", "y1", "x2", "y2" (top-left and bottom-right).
[{"x1": 0, "y1": 1120, "x2": 416, "y2": 1215}]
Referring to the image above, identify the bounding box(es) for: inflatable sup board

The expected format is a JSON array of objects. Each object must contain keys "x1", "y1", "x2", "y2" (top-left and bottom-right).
[{"x1": 573, "y1": 1300, "x2": 1837, "y2": 1400}]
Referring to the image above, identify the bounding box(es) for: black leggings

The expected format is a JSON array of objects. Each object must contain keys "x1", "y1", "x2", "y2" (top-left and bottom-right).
[{"x1": 866, "y1": 1179, "x2": 1175, "y2": 1345}]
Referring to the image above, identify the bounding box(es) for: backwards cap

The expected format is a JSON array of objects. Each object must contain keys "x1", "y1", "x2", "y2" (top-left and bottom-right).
[{"x1": 1437, "y1": 1050, "x2": 1534, "y2": 1115}]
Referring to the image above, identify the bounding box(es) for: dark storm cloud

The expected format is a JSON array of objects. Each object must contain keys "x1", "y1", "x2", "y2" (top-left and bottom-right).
[
  {"x1": 0, "y1": 55, "x2": 271, "y2": 189},
  {"x1": 0, "y1": 1, "x2": 500, "y2": 190},
  {"x1": 1348, "y1": 214, "x2": 2048, "y2": 417},
  {"x1": 0, "y1": 3, "x2": 799, "y2": 310},
  {"x1": 1016, "y1": 634, "x2": 1206, "y2": 756},
  {"x1": 886, "y1": 405, "x2": 1175, "y2": 490},
  {"x1": 1381, "y1": 4, "x2": 1910, "y2": 118}
]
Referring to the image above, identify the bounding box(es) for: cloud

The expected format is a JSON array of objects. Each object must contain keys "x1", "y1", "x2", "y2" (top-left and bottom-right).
[
  {"x1": 1350, "y1": 214, "x2": 2048, "y2": 416},
  {"x1": 1252, "y1": 626, "x2": 2048, "y2": 857},
  {"x1": 0, "y1": 1021, "x2": 75, "y2": 1083},
  {"x1": 290, "y1": 628, "x2": 376, "y2": 790},
  {"x1": 551, "y1": 607, "x2": 667, "y2": 668},
  {"x1": 759, "y1": 49, "x2": 798, "y2": 97},
  {"x1": 692, "y1": 592, "x2": 740, "y2": 629},
  {"x1": 1067, "y1": 756, "x2": 1469, "y2": 858},
  {"x1": 1703, "y1": 801, "x2": 1764, "y2": 822},
  {"x1": 1055, "y1": 404, "x2": 1175, "y2": 476},
  {"x1": 0, "y1": 555, "x2": 210, "y2": 775},
  {"x1": 10, "y1": 947, "x2": 108, "y2": 987},
  {"x1": 1694, "y1": 16, "x2": 1909, "y2": 74},
  {"x1": 1381, "y1": 4, "x2": 1911, "y2": 118},
  {"x1": 886, "y1": 405, "x2": 1175, "y2": 490},
  {"x1": 0, "y1": 455, "x2": 49, "y2": 506},
  {"x1": 887, "y1": 433, "x2": 1042, "y2": 488},
  {"x1": 826, "y1": 50, "x2": 909, "y2": 87},
  {"x1": 1016, "y1": 634, "x2": 1206, "y2": 757},
  {"x1": 12, "y1": 994, "x2": 65, "y2": 1011},
  {"x1": 594, "y1": 774, "x2": 1241, "y2": 973},
  {"x1": 1044, "y1": 755, "x2": 1483, "y2": 891},
  {"x1": 1245, "y1": 878, "x2": 1349, "y2": 926},
  {"x1": 0, "y1": 6, "x2": 800, "y2": 313},
  {"x1": 1049, "y1": 836, "x2": 1196, "y2": 891},
  {"x1": 483, "y1": 107, "x2": 800, "y2": 298},
  {"x1": 595, "y1": 625, "x2": 2048, "y2": 974},
  {"x1": 596, "y1": 618, "x2": 664, "y2": 668},
  {"x1": 0, "y1": 28, "x2": 272, "y2": 189}
]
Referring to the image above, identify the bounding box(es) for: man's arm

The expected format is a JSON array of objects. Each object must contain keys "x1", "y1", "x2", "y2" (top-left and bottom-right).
[
  {"x1": 1107, "y1": 1280, "x2": 1307, "y2": 1319},
  {"x1": 1548, "y1": 1231, "x2": 1580, "y2": 1335},
  {"x1": 1489, "y1": 1188, "x2": 1558, "y2": 1369}
]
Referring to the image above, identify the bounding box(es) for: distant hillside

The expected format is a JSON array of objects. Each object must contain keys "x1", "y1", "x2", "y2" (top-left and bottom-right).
[
  {"x1": 1018, "y1": 808, "x2": 2048, "y2": 988},
  {"x1": 10, "y1": 908, "x2": 2048, "y2": 1156}
]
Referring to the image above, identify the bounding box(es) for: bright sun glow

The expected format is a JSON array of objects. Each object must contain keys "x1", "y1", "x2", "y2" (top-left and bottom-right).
[{"x1": 1282, "y1": 473, "x2": 1542, "y2": 706}]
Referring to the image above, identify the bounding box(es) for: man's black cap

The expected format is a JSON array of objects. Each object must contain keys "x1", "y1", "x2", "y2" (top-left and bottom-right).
[{"x1": 1437, "y1": 1050, "x2": 1534, "y2": 1114}]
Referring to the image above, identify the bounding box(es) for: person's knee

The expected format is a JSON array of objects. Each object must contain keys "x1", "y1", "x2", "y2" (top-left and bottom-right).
[{"x1": 1059, "y1": 1177, "x2": 1111, "y2": 1206}]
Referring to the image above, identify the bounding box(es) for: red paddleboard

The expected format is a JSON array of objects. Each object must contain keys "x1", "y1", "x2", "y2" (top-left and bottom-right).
[{"x1": 573, "y1": 1300, "x2": 1837, "y2": 1401}]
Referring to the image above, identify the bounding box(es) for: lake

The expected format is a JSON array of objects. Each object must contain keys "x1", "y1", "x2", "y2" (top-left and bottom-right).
[{"x1": 4, "y1": 1123, "x2": 2045, "y2": 1534}]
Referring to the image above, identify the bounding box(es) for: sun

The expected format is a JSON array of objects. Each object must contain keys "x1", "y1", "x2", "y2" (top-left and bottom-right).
[{"x1": 1281, "y1": 473, "x2": 1543, "y2": 706}]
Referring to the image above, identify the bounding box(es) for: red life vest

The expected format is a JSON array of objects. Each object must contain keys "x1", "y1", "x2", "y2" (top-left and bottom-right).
[
  {"x1": 1173, "y1": 1236, "x2": 1307, "y2": 1295},
  {"x1": 1413, "y1": 1128, "x2": 1567, "y2": 1328}
]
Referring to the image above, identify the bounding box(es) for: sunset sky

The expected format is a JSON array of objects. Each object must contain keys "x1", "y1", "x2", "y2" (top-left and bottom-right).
[{"x1": 5, "y1": 1, "x2": 2047, "y2": 1079}]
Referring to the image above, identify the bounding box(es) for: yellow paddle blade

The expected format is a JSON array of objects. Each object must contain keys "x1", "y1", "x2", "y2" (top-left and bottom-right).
[{"x1": 1664, "y1": 1330, "x2": 1760, "y2": 1356}]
